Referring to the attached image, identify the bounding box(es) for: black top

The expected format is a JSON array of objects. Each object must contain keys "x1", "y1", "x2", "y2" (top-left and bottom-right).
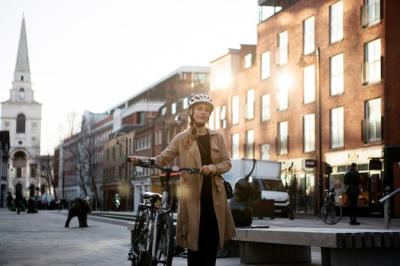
[{"x1": 196, "y1": 133, "x2": 215, "y2": 220}]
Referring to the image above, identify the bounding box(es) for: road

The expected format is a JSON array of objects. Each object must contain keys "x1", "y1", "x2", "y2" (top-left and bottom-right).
[{"x1": 1, "y1": 208, "x2": 398, "y2": 266}]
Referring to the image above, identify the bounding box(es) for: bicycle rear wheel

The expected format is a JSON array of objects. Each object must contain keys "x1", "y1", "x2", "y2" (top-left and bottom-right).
[
  {"x1": 320, "y1": 203, "x2": 342, "y2": 225},
  {"x1": 153, "y1": 213, "x2": 174, "y2": 266}
]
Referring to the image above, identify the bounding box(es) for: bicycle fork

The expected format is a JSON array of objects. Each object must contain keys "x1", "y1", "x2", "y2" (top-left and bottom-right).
[{"x1": 150, "y1": 213, "x2": 159, "y2": 262}]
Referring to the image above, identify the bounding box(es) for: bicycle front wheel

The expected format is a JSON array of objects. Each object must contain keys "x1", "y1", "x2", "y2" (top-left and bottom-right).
[
  {"x1": 153, "y1": 213, "x2": 174, "y2": 266},
  {"x1": 320, "y1": 202, "x2": 342, "y2": 225},
  {"x1": 130, "y1": 210, "x2": 150, "y2": 266}
]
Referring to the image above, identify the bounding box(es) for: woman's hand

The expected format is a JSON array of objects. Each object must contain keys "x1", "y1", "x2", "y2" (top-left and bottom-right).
[
  {"x1": 126, "y1": 156, "x2": 149, "y2": 165},
  {"x1": 200, "y1": 164, "x2": 217, "y2": 176}
]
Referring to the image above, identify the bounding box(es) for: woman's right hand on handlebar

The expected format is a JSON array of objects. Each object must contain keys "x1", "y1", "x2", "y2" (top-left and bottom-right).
[{"x1": 127, "y1": 156, "x2": 150, "y2": 165}]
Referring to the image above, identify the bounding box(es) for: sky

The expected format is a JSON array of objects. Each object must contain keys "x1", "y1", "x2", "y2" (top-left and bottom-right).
[{"x1": 0, "y1": 0, "x2": 258, "y2": 155}]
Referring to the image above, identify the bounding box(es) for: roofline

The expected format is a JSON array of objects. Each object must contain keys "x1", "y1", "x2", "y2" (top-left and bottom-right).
[
  {"x1": 106, "y1": 65, "x2": 209, "y2": 112},
  {"x1": 209, "y1": 48, "x2": 241, "y2": 63}
]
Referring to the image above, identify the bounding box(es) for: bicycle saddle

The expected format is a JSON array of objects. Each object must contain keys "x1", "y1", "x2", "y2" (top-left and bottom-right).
[{"x1": 143, "y1": 192, "x2": 162, "y2": 201}]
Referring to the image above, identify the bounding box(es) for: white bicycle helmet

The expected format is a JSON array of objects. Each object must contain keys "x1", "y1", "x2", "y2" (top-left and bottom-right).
[{"x1": 188, "y1": 93, "x2": 214, "y2": 112}]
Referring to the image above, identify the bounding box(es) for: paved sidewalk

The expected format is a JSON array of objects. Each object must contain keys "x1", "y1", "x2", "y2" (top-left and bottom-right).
[{"x1": 0, "y1": 208, "x2": 398, "y2": 266}]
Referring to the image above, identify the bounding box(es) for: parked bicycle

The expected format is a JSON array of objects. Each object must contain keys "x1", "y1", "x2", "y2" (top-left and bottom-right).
[
  {"x1": 127, "y1": 158, "x2": 199, "y2": 266},
  {"x1": 320, "y1": 187, "x2": 342, "y2": 224}
]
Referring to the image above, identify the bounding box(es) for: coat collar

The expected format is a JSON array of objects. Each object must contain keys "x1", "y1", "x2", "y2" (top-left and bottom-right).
[{"x1": 182, "y1": 127, "x2": 219, "y2": 168}]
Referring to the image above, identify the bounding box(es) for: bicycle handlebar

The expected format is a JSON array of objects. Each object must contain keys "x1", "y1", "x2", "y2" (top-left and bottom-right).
[{"x1": 127, "y1": 157, "x2": 200, "y2": 174}]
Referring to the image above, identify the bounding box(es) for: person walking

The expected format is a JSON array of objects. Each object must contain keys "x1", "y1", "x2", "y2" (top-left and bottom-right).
[
  {"x1": 6, "y1": 192, "x2": 14, "y2": 210},
  {"x1": 128, "y1": 93, "x2": 236, "y2": 266},
  {"x1": 344, "y1": 163, "x2": 362, "y2": 225},
  {"x1": 15, "y1": 189, "x2": 24, "y2": 214}
]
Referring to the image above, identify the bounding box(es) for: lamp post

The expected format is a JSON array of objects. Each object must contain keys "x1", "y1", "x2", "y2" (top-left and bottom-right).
[{"x1": 315, "y1": 47, "x2": 324, "y2": 213}]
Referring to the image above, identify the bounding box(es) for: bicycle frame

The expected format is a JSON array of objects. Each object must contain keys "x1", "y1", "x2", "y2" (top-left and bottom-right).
[{"x1": 128, "y1": 158, "x2": 199, "y2": 266}]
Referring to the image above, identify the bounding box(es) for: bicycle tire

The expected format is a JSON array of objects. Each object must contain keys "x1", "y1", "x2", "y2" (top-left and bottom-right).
[
  {"x1": 153, "y1": 213, "x2": 174, "y2": 266},
  {"x1": 130, "y1": 210, "x2": 150, "y2": 266},
  {"x1": 320, "y1": 202, "x2": 342, "y2": 225}
]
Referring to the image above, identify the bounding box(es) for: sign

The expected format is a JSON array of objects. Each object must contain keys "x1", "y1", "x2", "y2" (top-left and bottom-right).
[
  {"x1": 305, "y1": 159, "x2": 317, "y2": 168},
  {"x1": 369, "y1": 158, "x2": 382, "y2": 170}
]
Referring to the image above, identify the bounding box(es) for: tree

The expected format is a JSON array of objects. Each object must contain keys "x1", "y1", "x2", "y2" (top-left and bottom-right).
[
  {"x1": 76, "y1": 112, "x2": 101, "y2": 210},
  {"x1": 37, "y1": 154, "x2": 58, "y2": 201}
]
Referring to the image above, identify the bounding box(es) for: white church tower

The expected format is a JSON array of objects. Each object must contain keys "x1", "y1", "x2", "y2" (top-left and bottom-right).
[{"x1": 0, "y1": 17, "x2": 42, "y2": 197}]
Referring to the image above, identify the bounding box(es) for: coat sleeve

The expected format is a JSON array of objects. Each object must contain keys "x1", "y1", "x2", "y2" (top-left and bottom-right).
[
  {"x1": 214, "y1": 133, "x2": 231, "y2": 175},
  {"x1": 154, "y1": 133, "x2": 180, "y2": 166}
]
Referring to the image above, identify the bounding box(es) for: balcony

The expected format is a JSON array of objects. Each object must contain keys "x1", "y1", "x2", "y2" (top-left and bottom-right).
[
  {"x1": 258, "y1": 0, "x2": 297, "y2": 23},
  {"x1": 361, "y1": 117, "x2": 383, "y2": 143}
]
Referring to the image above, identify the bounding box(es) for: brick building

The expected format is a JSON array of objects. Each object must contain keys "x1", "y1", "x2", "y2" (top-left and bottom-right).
[{"x1": 210, "y1": 0, "x2": 400, "y2": 215}]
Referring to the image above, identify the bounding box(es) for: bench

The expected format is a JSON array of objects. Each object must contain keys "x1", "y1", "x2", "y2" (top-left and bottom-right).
[{"x1": 234, "y1": 227, "x2": 400, "y2": 266}]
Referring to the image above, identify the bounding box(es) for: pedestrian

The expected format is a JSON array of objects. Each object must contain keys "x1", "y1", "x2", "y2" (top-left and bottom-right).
[
  {"x1": 128, "y1": 93, "x2": 236, "y2": 266},
  {"x1": 344, "y1": 163, "x2": 362, "y2": 225},
  {"x1": 6, "y1": 192, "x2": 14, "y2": 210},
  {"x1": 15, "y1": 188, "x2": 24, "y2": 214}
]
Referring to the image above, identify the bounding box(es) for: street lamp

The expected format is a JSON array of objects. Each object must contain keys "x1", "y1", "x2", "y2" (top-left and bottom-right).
[{"x1": 115, "y1": 133, "x2": 128, "y2": 180}]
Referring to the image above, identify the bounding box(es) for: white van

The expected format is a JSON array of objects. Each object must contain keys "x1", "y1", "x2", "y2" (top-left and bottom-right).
[{"x1": 222, "y1": 159, "x2": 291, "y2": 217}]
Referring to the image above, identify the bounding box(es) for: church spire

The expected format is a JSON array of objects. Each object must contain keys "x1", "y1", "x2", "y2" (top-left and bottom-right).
[{"x1": 14, "y1": 16, "x2": 30, "y2": 81}]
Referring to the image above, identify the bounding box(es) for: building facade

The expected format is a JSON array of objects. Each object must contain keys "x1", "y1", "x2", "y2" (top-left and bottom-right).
[
  {"x1": 210, "y1": 0, "x2": 400, "y2": 215},
  {"x1": 0, "y1": 17, "x2": 42, "y2": 199}
]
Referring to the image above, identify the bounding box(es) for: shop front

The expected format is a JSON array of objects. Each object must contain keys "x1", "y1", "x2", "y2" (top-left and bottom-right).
[
  {"x1": 280, "y1": 159, "x2": 316, "y2": 214},
  {"x1": 325, "y1": 146, "x2": 384, "y2": 215}
]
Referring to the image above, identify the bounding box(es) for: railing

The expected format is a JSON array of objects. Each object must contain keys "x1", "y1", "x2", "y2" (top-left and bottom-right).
[{"x1": 379, "y1": 187, "x2": 400, "y2": 229}]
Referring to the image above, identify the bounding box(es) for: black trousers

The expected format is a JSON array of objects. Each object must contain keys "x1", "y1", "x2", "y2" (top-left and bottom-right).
[
  {"x1": 187, "y1": 205, "x2": 219, "y2": 266},
  {"x1": 348, "y1": 194, "x2": 358, "y2": 221}
]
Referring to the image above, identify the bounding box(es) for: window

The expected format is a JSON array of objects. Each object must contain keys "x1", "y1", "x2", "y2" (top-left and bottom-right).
[
  {"x1": 17, "y1": 167, "x2": 22, "y2": 178},
  {"x1": 261, "y1": 51, "x2": 271, "y2": 79},
  {"x1": 171, "y1": 102, "x2": 177, "y2": 115},
  {"x1": 30, "y1": 164, "x2": 37, "y2": 178},
  {"x1": 261, "y1": 144, "x2": 270, "y2": 160},
  {"x1": 330, "y1": 53, "x2": 344, "y2": 96},
  {"x1": 245, "y1": 129, "x2": 254, "y2": 159},
  {"x1": 261, "y1": 94, "x2": 271, "y2": 121},
  {"x1": 161, "y1": 106, "x2": 167, "y2": 116},
  {"x1": 277, "y1": 31, "x2": 288, "y2": 65},
  {"x1": 278, "y1": 121, "x2": 288, "y2": 155},
  {"x1": 208, "y1": 111, "x2": 214, "y2": 129},
  {"x1": 220, "y1": 105, "x2": 227, "y2": 129},
  {"x1": 303, "y1": 16, "x2": 315, "y2": 55},
  {"x1": 330, "y1": 107, "x2": 344, "y2": 148},
  {"x1": 363, "y1": 38, "x2": 381, "y2": 84},
  {"x1": 246, "y1": 89, "x2": 255, "y2": 119},
  {"x1": 182, "y1": 97, "x2": 189, "y2": 109},
  {"x1": 16, "y1": 113, "x2": 25, "y2": 133},
  {"x1": 231, "y1": 95, "x2": 240, "y2": 125},
  {"x1": 364, "y1": 98, "x2": 381, "y2": 142},
  {"x1": 277, "y1": 83, "x2": 289, "y2": 111},
  {"x1": 244, "y1": 53, "x2": 252, "y2": 69},
  {"x1": 362, "y1": 0, "x2": 381, "y2": 27},
  {"x1": 304, "y1": 65, "x2": 316, "y2": 103},
  {"x1": 231, "y1": 133, "x2": 240, "y2": 159},
  {"x1": 213, "y1": 106, "x2": 220, "y2": 130},
  {"x1": 304, "y1": 114, "x2": 315, "y2": 152},
  {"x1": 330, "y1": 1, "x2": 343, "y2": 43}
]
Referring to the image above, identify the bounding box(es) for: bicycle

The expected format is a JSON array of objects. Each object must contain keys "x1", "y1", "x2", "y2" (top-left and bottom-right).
[
  {"x1": 320, "y1": 187, "x2": 343, "y2": 225},
  {"x1": 127, "y1": 158, "x2": 199, "y2": 266}
]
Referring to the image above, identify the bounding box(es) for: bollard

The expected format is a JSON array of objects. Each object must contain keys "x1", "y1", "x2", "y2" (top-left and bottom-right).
[{"x1": 384, "y1": 186, "x2": 391, "y2": 229}]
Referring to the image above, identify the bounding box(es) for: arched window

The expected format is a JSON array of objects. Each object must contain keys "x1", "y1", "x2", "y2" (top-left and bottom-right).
[{"x1": 16, "y1": 114, "x2": 25, "y2": 133}]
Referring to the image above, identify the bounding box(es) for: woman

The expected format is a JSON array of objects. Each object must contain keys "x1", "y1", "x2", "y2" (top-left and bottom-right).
[{"x1": 128, "y1": 93, "x2": 236, "y2": 265}]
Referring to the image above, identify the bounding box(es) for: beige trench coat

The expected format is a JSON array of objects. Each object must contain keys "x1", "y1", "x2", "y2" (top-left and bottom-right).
[{"x1": 154, "y1": 127, "x2": 236, "y2": 251}]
